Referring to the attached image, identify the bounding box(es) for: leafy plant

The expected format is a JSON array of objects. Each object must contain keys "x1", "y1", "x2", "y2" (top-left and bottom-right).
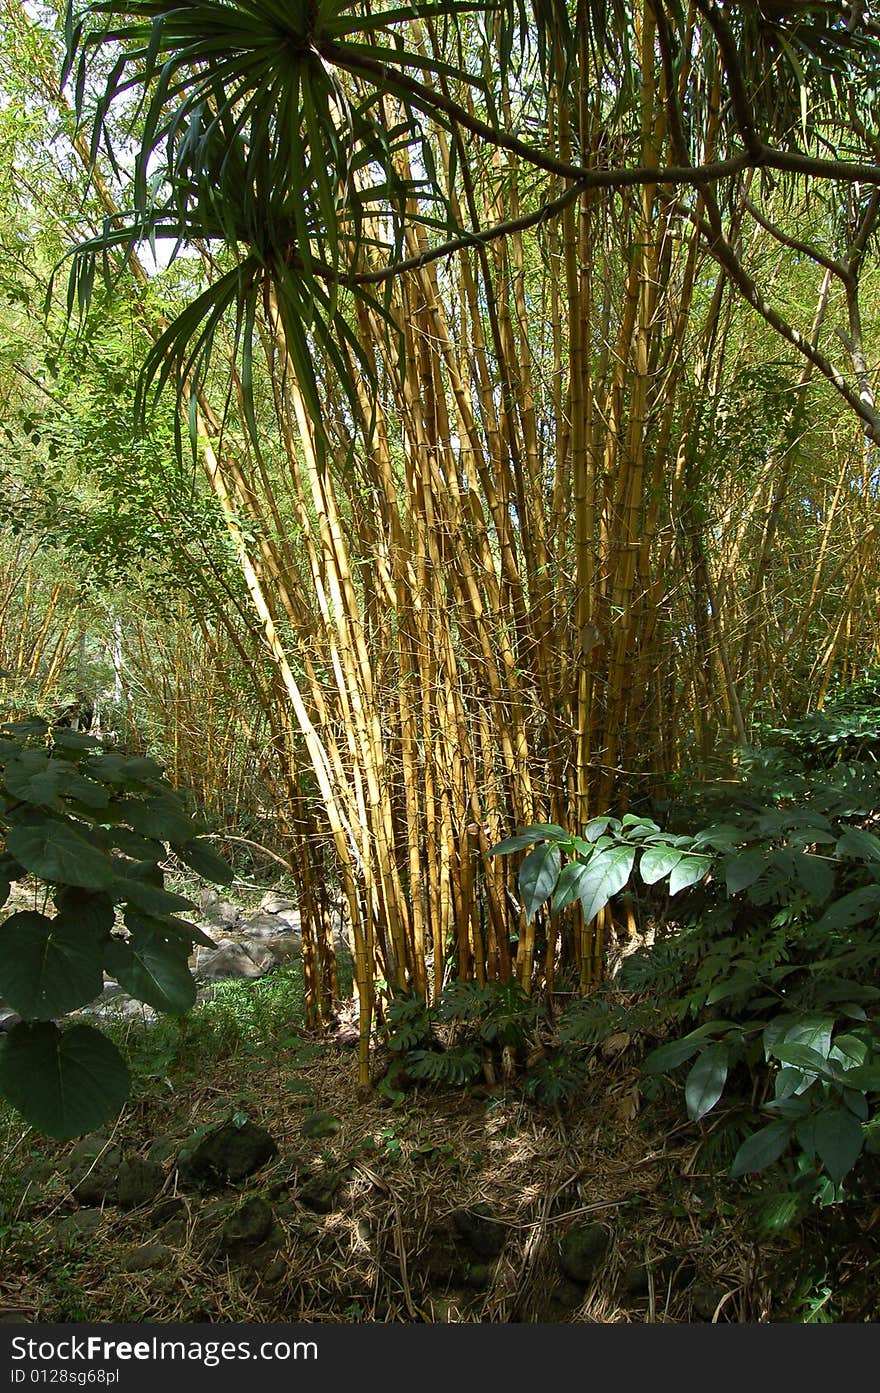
[
  {"x1": 492, "y1": 690, "x2": 880, "y2": 1220},
  {"x1": 384, "y1": 978, "x2": 542, "y2": 1092},
  {"x1": 0, "y1": 716, "x2": 232, "y2": 1138}
]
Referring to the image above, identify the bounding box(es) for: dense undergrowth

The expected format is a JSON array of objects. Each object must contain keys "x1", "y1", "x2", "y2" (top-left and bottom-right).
[{"x1": 1, "y1": 677, "x2": 880, "y2": 1319}]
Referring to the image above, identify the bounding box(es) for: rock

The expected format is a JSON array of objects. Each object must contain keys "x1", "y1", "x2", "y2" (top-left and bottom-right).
[
  {"x1": 301, "y1": 1111, "x2": 340, "y2": 1140},
  {"x1": 258, "y1": 936, "x2": 302, "y2": 965},
  {"x1": 115, "y1": 1159, "x2": 165, "y2": 1210},
  {"x1": 184, "y1": 1120, "x2": 278, "y2": 1184},
  {"x1": 259, "y1": 893, "x2": 297, "y2": 916},
  {"x1": 194, "y1": 940, "x2": 275, "y2": 982},
  {"x1": 197, "y1": 891, "x2": 240, "y2": 928},
  {"x1": 262, "y1": 1258, "x2": 288, "y2": 1286},
  {"x1": 219, "y1": 1196, "x2": 274, "y2": 1253},
  {"x1": 21, "y1": 1159, "x2": 59, "y2": 1187},
  {"x1": 149, "y1": 1197, "x2": 185, "y2": 1229},
  {"x1": 692, "y1": 1280, "x2": 729, "y2": 1321},
  {"x1": 621, "y1": 1256, "x2": 693, "y2": 1299},
  {"x1": 297, "y1": 1171, "x2": 341, "y2": 1214},
  {"x1": 551, "y1": 1279, "x2": 586, "y2": 1311},
  {"x1": 461, "y1": 1262, "x2": 492, "y2": 1289},
  {"x1": 55, "y1": 1209, "x2": 103, "y2": 1243},
  {"x1": 559, "y1": 1223, "x2": 611, "y2": 1284},
  {"x1": 65, "y1": 1136, "x2": 122, "y2": 1206},
  {"x1": 451, "y1": 1204, "x2": 507, "y2": 1258},
  {"x1": 241, "y1": 911, "x2": 290, "y2": 939},
  {"x1": 0, "y1": 1008, "x2": 22, "y2": 1033},
  {"x1": 146, "y1": 1135, "x2": 182, "y2": 1167},
  {"x1": 121, "y1": 1243, "x2": 172, "y2": 1273}
]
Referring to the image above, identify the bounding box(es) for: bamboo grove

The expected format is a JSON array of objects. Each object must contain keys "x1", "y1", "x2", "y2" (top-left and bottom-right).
[{"x1": 2, "y1": 1, "x2": 880, "y2": 1081}]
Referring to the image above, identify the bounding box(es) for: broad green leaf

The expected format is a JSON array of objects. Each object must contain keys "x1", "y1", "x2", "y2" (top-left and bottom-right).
[
  {"x1": 489, "y1": 823, "x2": 569, "y2": 855},
  {"x1": 107, "y1": 828, "x2": 166, "y2": 862},
  {"x1": 668, "y1": 855, "x2": 711, "y2": 895},
  {"x1": 639, "y1": 844, "x2": 684, "y2": 886},
  {"x1": 691, "y1": 823, "x2": 740, "y2": 853},
  {"x1": 6, "y1": 819, "x2": 115, "y2": 891},
  {"x1": 828, "y1": 1034, "x2": 868, "y2": 1070},
  {"x1": 52, "y1": 887, "x2": 115, "y2": 939},
  {"x1": 779, "y1": 1014, "x2": 835, "y2": 1060},
  {"x1": 519, "y1": 842, "x2": 561, "y2": 921},
  {"x1": 724, "y1": 850, "x2": 766, "y2": 895},
  {"x1": 730, "y1": 1120, "x2": 793, "y2": 1177},
  {"x1": 50, "y1": 729, "x2": 102, "y2": 752},
  {"x1": 685, "y1": 1044, "x2": 729, "y2": 1121},
  {"x1": 123, "y1": 907, "x2": 215, "y2": 951},
  {"x1": 576, "y1": 845, "x2": 635, "y2": 923},
  {"x1": 835, "y1": 827, "x2": 880, "y2": 863},
  {"x1": 584, "y1": 816, "x2": 617, "y2": 842},
  {"x1": 839, "y1": 1063, "x2": 880, "y2": 1091},
  {"x1": 643, "y1": 1036, "x2": 704, "y2": 1074},
  {"x1": 112, "y1": 871, "x2": 196, "y2": 918},
  {"x1": 815, "y1": 886, "x2": 880, "y2": 934},
  {"x1": 552, "y1": 860, "x2": 594, "y2": 915},
  {"x1": 172, "y1": 836, "x2": 234, "y2": 885},
  {"x1": 104, "y1": 931, "x2": 196, "y2": 1015},
  {"x1": 125, "y1": 796, "x2": 197, "y2": 843},
  {"x1": 0, "y1": 1021, "x2": 129, "y2": 1141},
  {"x1": 795, "y1": 854, "x2": 834, "y2": 903},
  {"x1": 620, "y1": 814, "x2": 660, "y2": 834},
  {"x1": 773, "y1": 1043, "x2": 844, "y2": 1084},
  {"x1": 0, "y1": 911, "x2": 105, "y2": 1018},
  {"x1": 814, "y1": 1106, "x2": 864, "y2": 1184}
]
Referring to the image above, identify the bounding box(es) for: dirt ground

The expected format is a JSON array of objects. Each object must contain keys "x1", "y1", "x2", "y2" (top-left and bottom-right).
[{"x1": 0, "y1": 1030, "x2": 810, "y2": 1325}]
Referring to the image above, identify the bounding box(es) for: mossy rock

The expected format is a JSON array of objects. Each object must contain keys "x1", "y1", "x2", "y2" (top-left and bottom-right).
[
  {"x1": 121, "y1": 1243, "x2": 173, "y2": 1273},
  {"x1": 297, "y1": 1171, "x2": 341, "y2": 1214},
  {"x1": 183, "y1": 1120, "x2": 278, "y2": 1184},
  {"x1": 451, "y1": 1203, "x2": 506, "y2": 1258},
  {"x1": 219, "y1": 1196, "x2": 275, "y2": 1253},
  {"x1": 116, "y1": 1159, "x2": 165, "y2": 1210},
  {"x1": 55, "y1": 1209, "x2": 103, "y2": 1245},
  {"x1": 559, "y1": 1223, "x2": 611, "y2": 1284},
  {"x1": 149, "y1": 1196, "x2": 185, "y2": 1230},
  {"x1": 301, "y1": 1111, "x2": 340, "y2": 1140},
  {"x1": 67, "y1": 1139, "x2": 123, "y2": 1206}
]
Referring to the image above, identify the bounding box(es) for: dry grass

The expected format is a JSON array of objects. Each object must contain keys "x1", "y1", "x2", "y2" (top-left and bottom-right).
[{"x1": 0, "y1": 1033, "x2": 785, "y2": 1325}]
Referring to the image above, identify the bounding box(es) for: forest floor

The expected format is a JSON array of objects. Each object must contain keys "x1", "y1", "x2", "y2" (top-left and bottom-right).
[{"x1": 0, "y1": 884, "x2": 872, "y2": 1324}]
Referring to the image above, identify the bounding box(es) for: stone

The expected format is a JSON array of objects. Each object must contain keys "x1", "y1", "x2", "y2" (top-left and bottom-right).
[
  {"x1": 121, "y1": 1243, "x2": 172, "y2": 1273},
  {"x1": 559, "y1": 1223, "x2": 611, "y2": 1284},
  {"x1": 146, "y1": 1135, "x2": 182, "y2": 1167},
  {"x1": 55, "y1": 1209, "x2": 103, "y2": 1243},
  {"x1": 242, "y1": 910, "x2": 294, "y2": 939},
  {"x1": 115, "y1": 1159, "x2": 165, "y2": 1210},
  {"x1": 259, "y1": 893, "x2": 297, "y2": 915},
  {"x1": 262, "y1": 1258, "x2": 288, "y2": 1286},
  {"x1": 194, "y1": 940, "x2": 275, "y2": 982},
  {"x1": 297, "y1": 1171, "x2": 341, "y2": 1214},
  {"x1": 301, "y1": 1111, "x2": 340, "y2": 1140},
  {"x1": 149, "y1": 1196, "x2": 185, "y2": 1229},
  {"x1": 66, "y1": 1136, "x2": 122, "y2": 1205},
  {"x1": 451, "y1": 1204, "x2": 507, "y2": 1258},
  {"x1": 621, "y1": 1256, "x2": 692, "y2": 1299},
  {"x1": 197, "y1": 891, "x2": 240, "y2": 928},
  {"x1": 692, "y1": 1280, "x2": 729, "y2": 1321},
  {"x1": 219, "y1": 1196, "x2": 274, "y2": 1253},
  {"x1": 0, "y1": 1008, "x2": 22, "y2": 1033},
  {"x1": 260, "y1": 936, "x2": 302, "y2": 965},
  {"x1": 184, "y1": 1120, "x2": 278, "y2": 1184},
  {"x1": 551, "y1": 1279, "x2": 586, "y2": 1311}
]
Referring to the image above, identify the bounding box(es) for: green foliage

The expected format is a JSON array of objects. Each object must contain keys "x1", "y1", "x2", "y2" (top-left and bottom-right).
[
  {"x1": 384, "y1": 978, "x2": 550, "y2": 1095},
  {"x1": 0, "y1": 717, "x2": 232, "y2": 1139},
  {"x1": 496, "y1": 685, "x2": 880, "y2": 1223}
]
